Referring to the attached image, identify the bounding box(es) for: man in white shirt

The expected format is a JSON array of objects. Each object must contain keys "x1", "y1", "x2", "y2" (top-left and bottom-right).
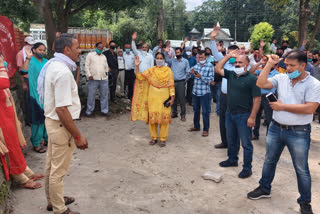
[
  {"x1": 117, "y1": 49, "x2": 125, "y2": 97},
  {"x1": 131, "y1": 32, "x2": 154, "y2": 73},
  {"x1": 85, "y1": 42, "x2": 109, "y2": 117},
  {"x1": 123, "y1": 44, "x2": 135, "y2": 100},
  {"x1": 43, "y1": 33, "x2": 88, "y2": 214}
]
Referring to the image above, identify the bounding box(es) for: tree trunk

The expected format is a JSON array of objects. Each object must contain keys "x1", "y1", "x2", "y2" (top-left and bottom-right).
[
  {"x1": 307, "y1": 0, "x2": 320, "y2": 50},
  {"x1": 298, "y1": 0, "x2": 310, "y2": 48},
  {"x1": 157, "y1": 0, "x2": 164, "y2": 40},
  {"x1": 32, "y1": 0, "x2": 57, "y2": 56},
  {"x1": 56, "y1": 0, "x2": 72, "y2": 33}
]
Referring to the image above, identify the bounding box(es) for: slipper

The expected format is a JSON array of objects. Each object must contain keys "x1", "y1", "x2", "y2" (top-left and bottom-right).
[
  {"x1": 188, "y1": 128, "x2": 200, "y2": 132},
  {"x1": 34, "y1": 146, "x2": 46, "y2": 153},
  {"x1": 29, "y1": 173, "x2": 45, "y2": 181},
  {"x1": 47, "y1": 196, "x2": 75, "y2": 211},
  {"x1": 149, "y1": 140, "x2": 158, "y2": 145},
  {"x1": 22, "y1": 180, "x2": 42, "y2": 189},
  {"x1": 159, "y1": 141, "x2": 166, "y2": 147},
  {"x1": 61, "y1": 208, "x2": 80, "y2": 214},
  {"x1": 202, "y1": 131, "x2": 209, "y2": 137}
]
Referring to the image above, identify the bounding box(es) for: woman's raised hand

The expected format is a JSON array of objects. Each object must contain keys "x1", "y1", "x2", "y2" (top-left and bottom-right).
[{"x1": 135, "y1": 56, "x2": 141, "y2": 67}]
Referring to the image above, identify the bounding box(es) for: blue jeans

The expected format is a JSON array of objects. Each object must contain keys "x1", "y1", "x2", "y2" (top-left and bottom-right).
[
  {"x1": 192, "y1": 93, "x2": 211, "y2": 132},
  {"x1": 259, "y1": 122, "x2": 311, "y2": 204},
  {"x1": 226, "y1": 111, "x2": 253, "y2": 171},
  {"x1": 215, "y1": 83, "x2": 221, "y2": 116},
  {"x1": 86, "y1": 79, "x2": 109, "y2": 115}
]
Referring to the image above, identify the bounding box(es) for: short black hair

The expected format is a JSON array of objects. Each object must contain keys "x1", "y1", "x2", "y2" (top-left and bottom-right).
[
  {"x1": 158, "y1": 39, "x2": 163, "y2": 43},
  {"x1": 286, "y1": 50, "x2": 307, "y2": 64},
  {"x1": 198, "y1": 50, "x2": 206, "y2": 56},
  {"x1": 312, "y1": 51, "x2": 319, "y2": 55},
  {"x1": 155, "y1": 52, "x2": 165, "y2": 58},
  {"x1": 282, "y1": 40, "x2": 289, "y2": 45},
  {"x1": 109, "y1": 40, "x2": 116, "y2": 45},
  {"x1": 96, "y1": 42, "x2": 103, "y2": 47},
  {"x1": 175, "y1": 47, "x2": 183, "y2": 52},
  {"x1": 192, "y1": 47, "x2": 198, "y2": 51},
  {"x1": 228, "y1": 45, "x2": 239, "y2": 51},
  {"x1": 55, "y1": 33, "x2": 76, "y2": 53},
  {"x1": 32, "y1": 42, "x2": 46, "y2": 53}
]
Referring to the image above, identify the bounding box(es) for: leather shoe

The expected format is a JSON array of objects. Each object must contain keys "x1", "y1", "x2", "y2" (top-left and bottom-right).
[
  {"x1": 219, "y1": 160, "x2": 238, "y2": 167},
  {"x1": 215, "y1": 143, "x2": 227, "y2": 149}
]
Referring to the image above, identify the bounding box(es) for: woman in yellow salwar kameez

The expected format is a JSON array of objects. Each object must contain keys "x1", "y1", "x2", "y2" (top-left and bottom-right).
[{"x1": 131, "y1": 53, "x2": 175, "y2": 147}]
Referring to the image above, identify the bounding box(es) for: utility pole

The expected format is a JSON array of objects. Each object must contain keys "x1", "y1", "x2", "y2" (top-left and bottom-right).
[{"x1": 234, "y1": 19, "x2": 237, "y2": 41}]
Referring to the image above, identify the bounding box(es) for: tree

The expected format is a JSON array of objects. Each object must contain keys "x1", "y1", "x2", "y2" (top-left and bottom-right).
[
  {"x1": 164, "y1": 0, "x2": 187, "y2": 40},
  {"x1": 298, "y1": 0, "x2": 311, "y2": 47},
  {"x1": 250, "y1": 22, "x2": 274, "y2": 51}
]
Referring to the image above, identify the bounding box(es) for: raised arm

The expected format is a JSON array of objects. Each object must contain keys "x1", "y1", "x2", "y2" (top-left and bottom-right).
[
  {"x1": 256, "y1": 54, "x2": 282, "y2": 89},
  {"x1": 215, "y1": 50, "x2": 239, "y2": 76},
  {"x1": 210, "y1": 25, "x2": 223, "y2": 62},
  {"x1": 164, "y1": 46, "x2": 173, "y2": 66},
  {"x1": 21, "y1": 48, "x2": 33, "y2": 72},
  {"x1": 259, "y1": 39, "x2": 265, "y2": 59},
  {"x1": 249, "y1": 57, "x2": 267, "y2": 75},
  {"x1": 131, "y1": 32, "x2": 139, "y2": 56}
]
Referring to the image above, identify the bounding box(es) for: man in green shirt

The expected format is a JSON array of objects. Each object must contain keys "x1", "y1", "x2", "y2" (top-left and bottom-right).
[{"x1": 215, "y1": 50, "x2": 261, "y2": 179}]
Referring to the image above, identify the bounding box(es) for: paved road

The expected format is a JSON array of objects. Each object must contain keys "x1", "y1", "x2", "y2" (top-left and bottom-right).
[{"x1": 11, "y1": 105, "x2": 320, "y2": 214}]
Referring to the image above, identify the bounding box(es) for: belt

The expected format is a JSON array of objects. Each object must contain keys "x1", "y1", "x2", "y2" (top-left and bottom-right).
[
  {"x1": 272, "y1": 120, "x2": 310, "y2": 130},
  {"x1": 227, "y1": 109, "x2": 250, "y2": 114},
  {"x1": 174, "y1": 79, "x2": 185, "y2": 83}
]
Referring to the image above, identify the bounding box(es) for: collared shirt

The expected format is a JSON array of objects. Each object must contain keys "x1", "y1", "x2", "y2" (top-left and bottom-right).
[
  {"x1": 256, "y1": 68, "x2": 279, "y2": 95},
  {"x1": 183, "y1": 55, "x2": 197, "y2": 68},
  {"x1": 269, "y1": 72, "x2": 320, "y2": 125},
  {"x1": 164, "y1": 53, "x2": 190, "y2": 81},
  {"x1": 123, "y1": 52, "x2": 135, "y2": 70},
  {"x1": 191, "y1": 62, "x2": 214, "y2": 96},
  {"x1": 210, "y1": 40, "x2": 234, "y2": 94},
  {"x1": 85, "y1": 52, "x2": 108, "y2": 80},
  {"x1": 103, "y1": 50, "x2": 118, "y2": 70},
  {"x1": 224, "y1": 69, "x2": 261, "y2": 113},
  {"x1": 44, "y1": 61, "x2": 81, "y2": 120},
  {"x1": 131, "y1": 41, "x2": 154, "y2": 72}
]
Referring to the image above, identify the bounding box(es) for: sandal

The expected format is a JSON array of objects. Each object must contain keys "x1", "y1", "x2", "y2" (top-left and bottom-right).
[
  {"x1": 34, "y1": 146, "x2": 46, "y2": 153},
  {"x1": 29, "y1": 173, "x2": 45, "y2": 181},
  {"x1": 188, "y1": 128, "x2": 200, "y2": 132},
  {"x1": 149, "y1": 139, "x2": 158, "y2": 145},
  {"x1": 159, "y1": 141, "x2": 166, "y2": 147},
  {"x1": 21, "y1": 179, "x2": 42, "y2": 189},
  {"x1": 202, "y1": 131, "x2": 209, "y2": 137},
  {"x1": 47, "y1": 196, "x2": 75, "y2": 211}
]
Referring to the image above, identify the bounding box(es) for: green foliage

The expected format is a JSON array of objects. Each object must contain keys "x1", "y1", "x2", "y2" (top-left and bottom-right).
[
  {"x1": 250, "y1": 22, "x2": 274, "y2": 51},
  {"x1": 164, "y1": 0, "x2": 187, "y2": 40}
]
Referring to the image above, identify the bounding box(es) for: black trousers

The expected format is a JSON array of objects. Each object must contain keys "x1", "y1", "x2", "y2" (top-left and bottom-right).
[
  {"x1": 186, "y1": 78, "x2": 194, "y2": 105},
  {"x1": 219, "y1": 93, "x2": 227, "y2": 145},
  {"x1": 172, "y1": 80, "x2": 186, "y2": 117},
  {"x1": 125, "y1": 69, "x2": 135, "y2": 100},
  {"x1": 109, "y1": 68, "x2": 119, "y2": 101},
  {"x1": 253, "y1": 95, "x2": 273, "y2": 137}
]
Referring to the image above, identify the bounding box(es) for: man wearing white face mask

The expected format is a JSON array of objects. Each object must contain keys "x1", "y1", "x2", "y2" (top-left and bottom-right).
[
  {"x1": 183, "y1": 46, "x2": 197, "y2": 105},
  {"x1": 215, "y1": 50, "x2": 261, "y2": 179},
  {"x1": 248, "y1": 51, "x2": 320, "y2": 214}
]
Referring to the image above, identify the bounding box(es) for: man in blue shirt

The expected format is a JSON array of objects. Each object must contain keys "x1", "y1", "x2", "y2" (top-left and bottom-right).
[
  {"x1": 152, "y1": 39, "x2": 163, "y2": 58},
  {"x1": 165, "y1": 47, "x2": 190, "y2": 121},
  {"x1": 249, "y1": 58, "x2": 280, "y2": 140},
  {"x1": 188, "y1": 51, "x2": 214, "y2": 137},
  {"x1": 183, "y1": 46, "x2": 197, "y2": 105}
]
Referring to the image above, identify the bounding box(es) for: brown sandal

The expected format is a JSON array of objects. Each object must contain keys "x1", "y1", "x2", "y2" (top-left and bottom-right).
[
  {"x1": 188, "y1": 128, "x2": 200, "y2": 132},
  {"x1": 61, "y1": 208, "x2": 79, "y2": 214},
  {"x1": 202, "y1": 131, "x2": 209, "y2": 137},
  {"x1": 159, "y1": 141, "x2": 166, "y2": 147},
  {"x1": 149, "y1": 139, "x2": 158, "y2": 145},
  {"x1": 34, "y1": 146, "x2": 46, "y2": 153},
  {"x1": 47, "y1": 196, "x2": 75, "y2": 211}
]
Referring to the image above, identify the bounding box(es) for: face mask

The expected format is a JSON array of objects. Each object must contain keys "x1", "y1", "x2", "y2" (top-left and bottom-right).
[
  {"x1": 35, "y1": 53, "x2": 44, "y2": 59},
  {"x1": 110, "y1": 45, "x2": 116, "y2": 50},
  {"x1": 200, "y1": 60, "x2": 206, "y2": 64},
  {"x1": 276, "y1": 53, "x2": 283, "y2": 58},
  {"x1": 4, "y1": 61, "x2": 8, "y2": 67},
  {"x1": 287, "y1": 70, "x2": 301, "y2": 79},
  {"x1": 125, "y1": 49, "x2": 130, "y2": 53},
  {"x1": 156, "y1": 60, "x2": 165, "y2": 67},
  {"x1": 282, "y1": 46, "x2": 288, "y2": 50},
  {"x1": 186, "y1": 51, "x2": 192, "y2": 56},
  {"x1": 312, "y1": 58, "x2": 318, "y2": 63},
  {"x1": 176, "y1": 55, "x2": 182, "y2": 59},
  {"x1": 234, "y1": 67, "x2": 245, "y2": 75},
  {"x1": 307, "y1": 58, "x2": 312, "y2": 62},
  {"x1": 229, "y1": 57, "x2": 236, "y2": 64},
  {"x1": 96, "y1": 49, "x2": 102, "y2": 55}
]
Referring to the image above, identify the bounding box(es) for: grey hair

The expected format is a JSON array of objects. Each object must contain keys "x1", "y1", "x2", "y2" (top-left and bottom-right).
[{"x1": 55, "y1": 33, "x2": 76, "y2": 53}]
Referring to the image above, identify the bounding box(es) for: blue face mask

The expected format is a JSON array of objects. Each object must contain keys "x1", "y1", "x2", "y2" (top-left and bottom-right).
[
  {"x1": 4, "y1": 61, "x2": 8, "y2": 67},
  {"x1": 287, "y1": 70, "x2": 301, "y2": 79},
  {"x1": 125, "y1": 49, "x2": 130, "y2": 53},
  {"x1": 229, "y1": 57, "x2": 236, "y2": 64},
  {"x1": 307, "y1": 58, "x2": 312, "y2": 62}
]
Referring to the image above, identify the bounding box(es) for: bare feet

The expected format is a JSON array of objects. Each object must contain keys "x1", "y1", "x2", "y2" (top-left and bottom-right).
[{"x1": 22, "y1": 179, "x2": 42, "y2": 189}]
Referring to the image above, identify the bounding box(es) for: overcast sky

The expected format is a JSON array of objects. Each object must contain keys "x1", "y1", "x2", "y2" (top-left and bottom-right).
[{"x1": 185, "y1": 0, "x2": 206, "y2": 11}]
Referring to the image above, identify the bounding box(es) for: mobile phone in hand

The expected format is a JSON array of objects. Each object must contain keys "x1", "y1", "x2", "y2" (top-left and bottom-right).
[
  {"x1": 194, "y1": 71, "x2": 199, "y2": 75},
  {"x1": 266, "y1": 92, "x2": 277, "y2": 102}
]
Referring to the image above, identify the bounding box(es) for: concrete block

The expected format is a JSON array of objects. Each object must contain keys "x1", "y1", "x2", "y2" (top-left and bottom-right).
[{"x1": 202, "y1": 171, "x2": 223, "y2": 183}]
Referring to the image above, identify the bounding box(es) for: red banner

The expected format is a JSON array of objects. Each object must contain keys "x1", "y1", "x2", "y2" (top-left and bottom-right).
[{"x1": 0, "y1": 15, "x2": 18, "y2": 77}]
